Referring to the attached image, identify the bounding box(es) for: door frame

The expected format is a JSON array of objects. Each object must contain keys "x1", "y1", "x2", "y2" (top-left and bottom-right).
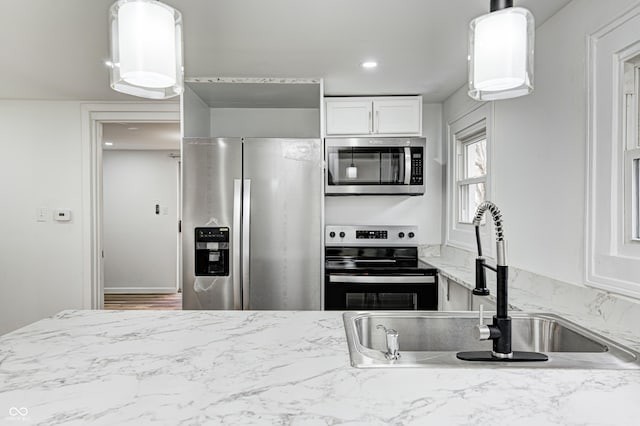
[{"x1": 81, "y1": 103, "x2": 180, "y2": 309}]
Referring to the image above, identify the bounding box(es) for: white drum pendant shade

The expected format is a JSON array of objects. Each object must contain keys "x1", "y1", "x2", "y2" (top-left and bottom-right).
[
  {"x1": 468, "y1": 7, "x2": 534, "y2": 101},
  {"x1": 109, "y1": 0, "x2": 183, "y2": 99}
]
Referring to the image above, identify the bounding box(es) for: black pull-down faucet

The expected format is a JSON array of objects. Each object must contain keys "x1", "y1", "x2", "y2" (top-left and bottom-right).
[{"x1": 457, "y1": 201, "x2": 548, "y2": 362}]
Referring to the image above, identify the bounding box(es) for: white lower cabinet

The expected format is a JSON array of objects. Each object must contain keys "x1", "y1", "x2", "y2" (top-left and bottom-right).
[
  {"x1": 438, "y1": 275, "x2": 471, "y2": 310},
  {"x1": 471, "y1": 293, "x2": 496, "y2": 311},
  {"x1": 438, "y1": 274, "x2": 496, "y2": 311}
]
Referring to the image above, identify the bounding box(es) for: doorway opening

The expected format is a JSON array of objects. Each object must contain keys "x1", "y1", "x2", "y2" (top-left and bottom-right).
[{"x1": 101, "y1": 122, "x2": 182, "y2": 310}]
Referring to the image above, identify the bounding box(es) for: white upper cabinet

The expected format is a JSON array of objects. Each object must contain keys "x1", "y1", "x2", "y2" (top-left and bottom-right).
[
  {"x1": 325, "y1": 99, "x2": 372, "y2": 135},
  {"x1": 325, "y1": 96, "x2": 422, "y2": 137},
  {"x1": 373, "y1": 98, "x2": 422, "y2": 135}
]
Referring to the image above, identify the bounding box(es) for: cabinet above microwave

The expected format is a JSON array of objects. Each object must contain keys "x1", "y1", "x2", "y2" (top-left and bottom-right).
[
  {"x1": 325, "y1": 137, "x2": 425, "y2": 195},
  {"x1": 324, "y1": 96, "x2": 422, "y2": 137}
]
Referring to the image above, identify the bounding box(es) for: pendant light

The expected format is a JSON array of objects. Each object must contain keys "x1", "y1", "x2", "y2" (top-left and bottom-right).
[
  {"x1": 108, "y1": 0, "x2": 184, "y2": 99},
  {"x1": 346, "y1": 148, "x2": 358, "y2": 179},
  {"x1": 468, "y1": 0, "x2": 534, "y2": 101}
]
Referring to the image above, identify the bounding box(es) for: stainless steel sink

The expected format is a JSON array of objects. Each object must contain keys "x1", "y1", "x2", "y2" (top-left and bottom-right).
[{"x1": 344, "y1": 311, "x2": 640, "y2": 369}]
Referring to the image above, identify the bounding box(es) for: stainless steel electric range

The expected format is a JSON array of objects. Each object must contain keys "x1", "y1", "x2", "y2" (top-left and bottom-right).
[{"x1": 324, "y1": 225, "x2": 438, "y2": 310}]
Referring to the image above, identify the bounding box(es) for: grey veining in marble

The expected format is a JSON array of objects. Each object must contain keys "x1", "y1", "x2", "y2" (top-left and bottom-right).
[{"x1": 1, "y1": 309, "x2": 640, "y2": 425}]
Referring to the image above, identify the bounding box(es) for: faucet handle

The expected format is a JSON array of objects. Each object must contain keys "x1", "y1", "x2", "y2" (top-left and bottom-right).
[{"x1": 475, "y1": 304, "x2": 491, "y2": 341}]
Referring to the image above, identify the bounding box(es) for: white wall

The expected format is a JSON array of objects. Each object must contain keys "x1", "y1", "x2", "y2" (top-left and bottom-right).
[
  {"x1": 324, "y1": 103, "x2": 443, "y2": 245},
  {"x1": 210, "y1": 108, "x2": 320, "y2": 138},
  {"x1": 0, "y1": 101, "x2": 85, "y2": 335},
  {"x1": 442, "y1": 0, "x2": 639, "y2": 287},
  {"x1": 182, "y1": 85, "x2": 211, "y2": 138},
  {"x1": 103, "y1": 150, "x2": 179, "y2": 293}
]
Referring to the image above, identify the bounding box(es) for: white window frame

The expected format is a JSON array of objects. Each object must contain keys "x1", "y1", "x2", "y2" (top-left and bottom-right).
[
  {"x1": 446, "y1": 103, "x2": 493, "y2": 253},
  {"x1": 586, "y1": 4, "x2": 640, "y2": 299}
]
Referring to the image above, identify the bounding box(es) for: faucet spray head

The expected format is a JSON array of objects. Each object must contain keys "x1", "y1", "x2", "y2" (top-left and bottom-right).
[{"x1": 473, "y1": 201, "x2": 508, "y2": 266}]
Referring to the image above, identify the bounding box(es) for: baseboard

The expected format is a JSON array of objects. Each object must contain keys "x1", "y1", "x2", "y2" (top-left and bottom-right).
[{"x1": 104, "y1": 287, "x2": 178, "y2": 294}]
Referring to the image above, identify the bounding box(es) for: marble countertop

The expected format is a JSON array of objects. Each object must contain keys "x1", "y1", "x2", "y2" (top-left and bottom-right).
[{"x1": 1, "y1": 310, "x2": 640, "y2": 425}]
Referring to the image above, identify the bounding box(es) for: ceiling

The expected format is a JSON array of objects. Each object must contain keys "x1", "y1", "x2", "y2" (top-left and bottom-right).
[
  {"x1": 102, "y1": 123, "x2": 180, "y2": 150},
  {"x1": 0, "y1": 0, "x2": 572, "y2": 103}
]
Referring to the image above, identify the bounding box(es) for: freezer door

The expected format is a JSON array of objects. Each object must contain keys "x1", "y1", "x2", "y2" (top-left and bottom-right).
[
  {"x1": 243, "y1": 138, "x2": 322, "y2": 310},
  {"x1": 182, "y1": 138, "x2": 243, "y2": 310}
]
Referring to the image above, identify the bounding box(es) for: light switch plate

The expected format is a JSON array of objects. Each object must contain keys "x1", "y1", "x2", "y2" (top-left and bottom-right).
[{"x1": 36, "y1": 207, "x2": 49, "y2": 222}]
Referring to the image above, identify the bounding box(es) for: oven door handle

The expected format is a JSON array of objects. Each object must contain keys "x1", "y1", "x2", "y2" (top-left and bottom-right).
[{"x1": 328, "y1": 275, "x2": 435, "y2": 284}]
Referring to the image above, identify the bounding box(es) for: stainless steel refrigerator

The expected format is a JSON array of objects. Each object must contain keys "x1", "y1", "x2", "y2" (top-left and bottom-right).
[{"x1": 182, "y1": 137, "x2": 322, "y2": 310}]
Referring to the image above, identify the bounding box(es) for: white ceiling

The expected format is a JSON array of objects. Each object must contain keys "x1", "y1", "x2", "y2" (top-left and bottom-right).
[
  {"x1": 0, "y1": 0, "x2": 572, "y2": 103},
  {"x1": 102, "y1": 122, "x2": 180, "y2": 150}
]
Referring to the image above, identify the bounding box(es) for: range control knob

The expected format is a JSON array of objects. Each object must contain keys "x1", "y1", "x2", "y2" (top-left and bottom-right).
[
  {"x1": 329, "y1": 231, "x2": 336, "y2": 238},
  {"x1": 339, "y1": 232, "x2": 346, "y2": 238},
  {"x1": 398, "y1": 232, "x2": 405, "y2": 238},
  {"x1": 408, "y1": 232, "x2": 415, "y2": 238}
]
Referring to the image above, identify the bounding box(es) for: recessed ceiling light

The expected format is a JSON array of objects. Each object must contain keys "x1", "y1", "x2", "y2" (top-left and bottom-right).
[
  {"x1": 104, "y1": 141, "x2": 114, "y2": 146},
  {"x1": 361, "y1": 61, "x2": 378, "y2": 69}
]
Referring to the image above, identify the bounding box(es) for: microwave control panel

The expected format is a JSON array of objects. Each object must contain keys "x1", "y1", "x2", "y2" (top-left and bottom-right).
[{"x1": 410, "y1": 147, "x2": 424, "y2": 185}]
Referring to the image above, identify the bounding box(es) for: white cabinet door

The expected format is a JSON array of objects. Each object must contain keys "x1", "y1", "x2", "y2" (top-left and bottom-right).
[
  {"x1": 325, "y1": 100, "x2": 372, "y2": 135},
  {"x1": 471, "y1": 294, "x2": 497, "y2": 311},
  {"x1": 373, "y1": 98, "x2": 422, "y2": 136},
  {"x1": 438, "y1": 275, "x2": 471, "y2": 311}
]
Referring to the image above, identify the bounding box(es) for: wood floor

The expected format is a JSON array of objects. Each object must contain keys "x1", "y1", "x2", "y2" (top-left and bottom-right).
[{"x1": 104, "y1": 293, "x2": 182, "y2": 310}]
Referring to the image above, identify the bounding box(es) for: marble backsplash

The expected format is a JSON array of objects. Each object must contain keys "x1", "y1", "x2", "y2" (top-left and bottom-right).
[{"x1": 419, "y1": 245, "x2": 640, "y2": 348}]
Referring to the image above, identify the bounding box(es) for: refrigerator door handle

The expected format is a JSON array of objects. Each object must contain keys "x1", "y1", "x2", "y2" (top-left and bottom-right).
[
  {"x1": 242, "y1": 179, "x2": 251, "y2": 310},
  {"x1": 232, "y1": 179, "x2": 242, "y2": 310}
]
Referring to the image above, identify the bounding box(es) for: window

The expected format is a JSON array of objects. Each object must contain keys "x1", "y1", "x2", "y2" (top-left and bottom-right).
[
  {"x1": 624, "y1": 55, "x2": 640, "y2": 242},
  {"x1": 633, "y1": 157, "x2": 640, "y2": 240},
  {"x1": 446, "y1": 103, "x2": 492, "y2": 251},
  {"x1": 457, "y1": 135, "x2": 487, "y2": 223},
  {"x1": 586, "y1": 7, "x2": 640, "y2": 299}
]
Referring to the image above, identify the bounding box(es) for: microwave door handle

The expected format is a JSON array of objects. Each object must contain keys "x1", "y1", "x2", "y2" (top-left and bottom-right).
[
  {"x1": 232, "y1": 179, "x2": 242, "y2": 310},
  {"x1": 404, "y1": 147, "x2": 411, "y2": 185}
]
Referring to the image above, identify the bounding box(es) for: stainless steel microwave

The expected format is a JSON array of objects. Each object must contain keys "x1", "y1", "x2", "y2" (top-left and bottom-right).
[{"x1": 325, "y1": 138, "x2": 426, "y2": 195}]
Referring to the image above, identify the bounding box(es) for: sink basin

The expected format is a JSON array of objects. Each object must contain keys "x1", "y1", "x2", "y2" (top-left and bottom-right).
[{"x1": 344, "y1": 311, "x2": 640, "y2": 369}]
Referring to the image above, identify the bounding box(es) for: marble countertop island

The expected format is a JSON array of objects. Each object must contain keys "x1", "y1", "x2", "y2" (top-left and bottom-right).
[{"x1": 1, "y1": 310, "x2": 639, "y2": 425}]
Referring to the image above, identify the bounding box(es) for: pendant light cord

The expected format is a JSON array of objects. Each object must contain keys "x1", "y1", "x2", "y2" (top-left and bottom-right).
[{"x1": 490, "y1": 0, "x2": 513, "y2": 12}]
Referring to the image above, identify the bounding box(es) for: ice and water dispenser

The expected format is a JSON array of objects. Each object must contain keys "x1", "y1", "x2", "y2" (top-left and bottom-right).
[{"x1": 194, "y1": 227, "x2": 230, "y2": 276}]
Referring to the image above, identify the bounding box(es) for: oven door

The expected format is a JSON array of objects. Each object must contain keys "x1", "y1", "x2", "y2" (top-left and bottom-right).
[{"x1": 325, "y1": 274, "x2": 438, "y2": 310}]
